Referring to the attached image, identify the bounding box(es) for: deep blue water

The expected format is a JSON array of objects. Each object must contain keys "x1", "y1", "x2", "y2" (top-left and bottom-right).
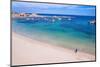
[{"x1": 12, "y1": 15, "x2": 96, "y2": 54}]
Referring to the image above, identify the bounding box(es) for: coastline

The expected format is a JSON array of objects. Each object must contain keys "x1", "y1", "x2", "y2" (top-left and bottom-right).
[{"x1": 12, "y1": 32, "x2": 95, "y2": 65}]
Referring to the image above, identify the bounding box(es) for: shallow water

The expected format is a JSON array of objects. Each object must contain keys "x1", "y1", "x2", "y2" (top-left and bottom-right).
[{"x1": 12, "y1": 15, "x2": 96, "y2": 55}]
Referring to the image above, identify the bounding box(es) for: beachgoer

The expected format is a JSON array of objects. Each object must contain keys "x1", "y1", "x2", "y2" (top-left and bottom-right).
[{"x1": 75, "y1": 48, "x2": 78, "y2": 53}]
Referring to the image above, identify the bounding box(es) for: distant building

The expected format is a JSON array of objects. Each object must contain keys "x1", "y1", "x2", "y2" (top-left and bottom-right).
[
  {"x1": 12, "y1": 12, "x2": 31, "y2": 18},
  {"x1": 12, "y1": 12, "x2": 20, "y2": 18}
]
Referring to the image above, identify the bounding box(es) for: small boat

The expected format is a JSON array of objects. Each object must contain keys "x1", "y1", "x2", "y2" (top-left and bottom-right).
[
  {"x1": 89, "y1": 20, "x2": 96, "y2": 24},
  {"x1": 26, "y1": 18, "x2": 30, "y2": 20},
  {"x1": 58, "y1": 17, "x2": 62, "y2": 20},
  {"x1": 52, "y1": 19, "x2": 55, "y2": 22},
  {"x1": 31, "y1": 18, "x2": 34, "y2": 20},
  {"x1": 68, "y1": 18, "x2": 71, "y2": 20}
]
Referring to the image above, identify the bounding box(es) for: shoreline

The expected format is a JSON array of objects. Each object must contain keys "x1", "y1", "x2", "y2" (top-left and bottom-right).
[{"x1": 12, "y1": 32, "x2": 95, "y2": 65}]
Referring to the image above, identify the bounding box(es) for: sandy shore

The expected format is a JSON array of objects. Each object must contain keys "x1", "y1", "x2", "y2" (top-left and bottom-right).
[{"x1": 12, "y1": 32, "x2": 95, "y2": 66}]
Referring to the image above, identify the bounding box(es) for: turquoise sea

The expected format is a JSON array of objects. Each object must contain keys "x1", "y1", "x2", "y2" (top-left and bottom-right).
[{"x1": 12, "y1": 15, "x2": 96, "y2": 55}]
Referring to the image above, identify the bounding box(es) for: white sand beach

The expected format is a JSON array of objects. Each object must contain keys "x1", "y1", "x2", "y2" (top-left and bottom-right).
[{"x1": 12, "y1": 32, "x2": 95, "y2": 66}]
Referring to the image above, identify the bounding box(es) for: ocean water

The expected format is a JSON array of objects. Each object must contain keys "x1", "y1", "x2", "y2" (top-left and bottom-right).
[{"x1": 12, "y1": 15, "x2": 96, "y2": 55}]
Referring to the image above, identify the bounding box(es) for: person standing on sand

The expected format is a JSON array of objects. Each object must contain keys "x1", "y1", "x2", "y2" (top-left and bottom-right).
[{"x1": 75, "y1": 48, "x2": 78, "y2": 53}]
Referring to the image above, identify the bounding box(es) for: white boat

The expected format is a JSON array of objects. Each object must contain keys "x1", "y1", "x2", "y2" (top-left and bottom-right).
[{"x1": 90, "y1": 20, "x2": 96, "y2": 24}]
